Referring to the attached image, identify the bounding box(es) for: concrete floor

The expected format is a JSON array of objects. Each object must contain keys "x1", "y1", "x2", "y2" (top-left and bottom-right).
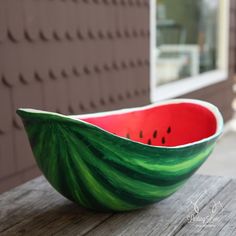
[{"x1": 197, "y1": 112, "x2": 236, "y2": 178}]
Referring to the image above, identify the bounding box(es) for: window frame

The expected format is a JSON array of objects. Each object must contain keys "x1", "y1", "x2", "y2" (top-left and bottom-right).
[{"x1": 150, "y1": 0, "x2": 230, "y2": 102}]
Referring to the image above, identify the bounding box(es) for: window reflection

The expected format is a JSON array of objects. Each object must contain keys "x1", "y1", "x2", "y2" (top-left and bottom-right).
[{"x1": 156, "y1": 0, "x2": 219, "y2": 85}]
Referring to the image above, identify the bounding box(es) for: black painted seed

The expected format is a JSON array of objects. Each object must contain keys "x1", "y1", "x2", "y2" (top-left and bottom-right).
[
  {"x1": 147, "y1": 139, "x2": 152, "y2": 145},
  {"x1": 139, "y1": 131, "x2": 143, "y2": 138},
  {"x1": 126, "y1": 133, "x2": 130, "y2": 139},
  {"x1": 167, "y1": 126, "x2": 171, "y2": 134},
  {"x1": 162, "y1": 137, "x2": 165, "y2": 144},
  {"x1": 153, "y1": 130, "x2": 158, "y2": 138}
]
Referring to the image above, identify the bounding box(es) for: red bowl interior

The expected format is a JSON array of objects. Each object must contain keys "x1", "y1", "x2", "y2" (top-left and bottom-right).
[{"x1": 81, "y1": 103, "x2": 217, "y2": 147}]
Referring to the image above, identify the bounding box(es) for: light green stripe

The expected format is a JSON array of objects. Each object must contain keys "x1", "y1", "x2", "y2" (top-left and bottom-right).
[
  {"x1": 68, "y1": 133, "x2": 186, "y2": 199},
  {"x1": 78, "y1": 130, "x2": 214, "y2": 173}
]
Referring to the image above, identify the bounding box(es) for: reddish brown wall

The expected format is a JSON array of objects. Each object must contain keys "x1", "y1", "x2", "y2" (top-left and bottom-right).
[{"x1": 0, "y1": 0, "x2": 150, "y2": 193}]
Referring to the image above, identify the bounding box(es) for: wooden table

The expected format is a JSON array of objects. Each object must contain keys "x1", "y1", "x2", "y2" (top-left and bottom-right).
[{"x1": 1, "y1": 174, "x2": 236, "y2": 236}]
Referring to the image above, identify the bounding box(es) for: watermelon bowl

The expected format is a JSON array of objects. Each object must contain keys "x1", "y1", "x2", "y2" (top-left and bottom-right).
[{"x1": 17, "y1": 99, "x2": 223, "y2": 212}]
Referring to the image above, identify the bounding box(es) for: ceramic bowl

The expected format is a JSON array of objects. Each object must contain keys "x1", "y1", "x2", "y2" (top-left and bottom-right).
[{"x1": 17, "y1": 99, "x2": 223, "y2": 211}]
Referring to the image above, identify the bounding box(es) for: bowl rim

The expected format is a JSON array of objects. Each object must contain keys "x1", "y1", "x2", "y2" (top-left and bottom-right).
[{"x1": 17, "y1": 98, "x2": 224, "y2": 149}]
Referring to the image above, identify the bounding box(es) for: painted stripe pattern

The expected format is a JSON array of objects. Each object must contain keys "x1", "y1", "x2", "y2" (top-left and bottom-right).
[{"x1": 17, "y1": 109, "x2": 219, "y2": 212}]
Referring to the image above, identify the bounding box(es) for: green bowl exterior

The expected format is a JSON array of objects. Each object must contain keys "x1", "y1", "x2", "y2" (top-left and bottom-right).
[{"x1": 17, "y1": 109, "x2": 220, "y2": 212}]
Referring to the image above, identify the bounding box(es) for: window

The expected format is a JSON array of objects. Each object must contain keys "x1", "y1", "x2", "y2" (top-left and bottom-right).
[{"x1": 150, "y1": 0, "x2": 229, "y2": 101}]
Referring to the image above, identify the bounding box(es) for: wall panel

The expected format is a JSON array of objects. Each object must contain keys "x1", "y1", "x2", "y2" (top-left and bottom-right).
[{"x1": 0, "y1": 0, "x2": 150, "y2": 193}]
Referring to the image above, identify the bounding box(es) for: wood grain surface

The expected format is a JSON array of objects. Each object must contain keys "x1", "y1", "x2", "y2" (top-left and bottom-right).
[{"x1": 0, "y1": 174, "x2": 235, "y2": 236}]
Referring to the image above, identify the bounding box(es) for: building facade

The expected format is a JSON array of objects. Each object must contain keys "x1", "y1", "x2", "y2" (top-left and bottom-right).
[{"x1": 0, "y1": 0, "x2": 234, "y2": 192}]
